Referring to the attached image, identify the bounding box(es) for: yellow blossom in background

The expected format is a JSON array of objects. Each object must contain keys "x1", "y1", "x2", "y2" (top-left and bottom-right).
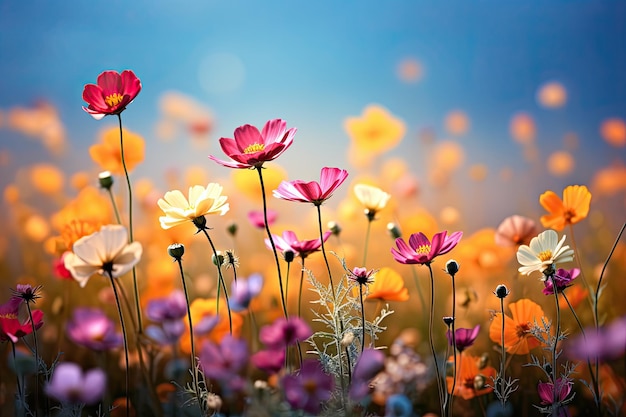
[
  {"x1": 231, "y1": 164, "x2": 287, "y2": 201},
  {"x1": 454, "y1": 228, "x2": 511, "y2": 274},
  {"x1": 23, "y1": 214, "x2": 50, "y2": 242},
  {"x1": 510, "y1": 112, "x2": 536, "y2": 145},
  {"x1": 444, "y1": 110, "x2": 470, "y2": 136},
  {"x1": 539, "y1": 185, "x2": 592, "y2": 231},
  {"x1": 344, "y1": 105, "x2": 405, "y2": 156},
  {"x1": 398, "y1": 210, "x2": 439, "y2": 242},
  {"x1": 547, "y1": 151, "x2": 574, "y2": 177},
  {"x1": 180, "y1": 298, "x2": 243, "y2": 354},
  {"x1": 29, "y1": 164, "x2": 65, "y2": 195},
  {"x1": 536, "y1": 81, "x2": 567, "y2": 108},
  {"x1": 365, "y1": 267, "x2": 409, "y2": 302},
  {"x1": 89, "y1": 127, "x2": 145, "y2": 174},
  {"x1": 157, "y1": 183, "x2": 229, "y2": 229},
  {"x1": 600, "y1": 118, "x2": 626, "y2": 147},
  {"x1": 51, "y1": 186, "x2": 112, "y2": 232}
]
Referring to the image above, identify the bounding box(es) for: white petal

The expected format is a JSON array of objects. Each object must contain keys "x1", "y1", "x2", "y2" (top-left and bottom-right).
[{"x1": 163, "y1": 189, "x2": 190, "y2": 209}]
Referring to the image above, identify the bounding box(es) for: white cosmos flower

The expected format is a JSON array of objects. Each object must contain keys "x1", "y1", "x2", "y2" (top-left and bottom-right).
[
  {"x1": 516, "y1": 229, "x2": 574, "y2": 277},
  {"x1": 157, "y1": 183, "x2": 229, "y2": 230},
  {"x1": 354, "y1": 184, "x2": 391, "y2": 214},
  {"x1": 64, "y1": 225, "x2": 143, "y2": 287}
]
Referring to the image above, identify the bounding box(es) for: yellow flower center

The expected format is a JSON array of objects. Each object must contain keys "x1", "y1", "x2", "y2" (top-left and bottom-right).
[
  {"x1": 0, "y1": 312, "x2": 18, "y2": 319},
  {"x1": 105, "y1": 93, "x2": 124, "y2": 107},
  {"x1": 537, "y1": 250, "x2": 553, "y2": 262},
  {"x1": 243, "y1": 143, "x2": 265, "y2": 154},
  {"x1": 415, "y1": 244, "x2": 431, "y2": 255}
]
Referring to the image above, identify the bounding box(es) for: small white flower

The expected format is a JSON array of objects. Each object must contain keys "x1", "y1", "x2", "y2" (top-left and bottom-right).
[
  {"x1": 354, "y1": 184, "x2": 391, "y2": 215},
  {"x1": 64, "y1": 225, "x2": 143, "y2": 287},
  {"x1": 516, "y1": 229, "x2": 574, "y2": 277},
  {"x1": 157, "y1": 183, "x2": 229, "y2": 229}
]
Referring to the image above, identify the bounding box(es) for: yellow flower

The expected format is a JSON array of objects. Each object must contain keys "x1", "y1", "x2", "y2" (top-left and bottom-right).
[
  {"x1": 539, "y1": 185, "x2": 591, "y2": 231},
  {"x1": 89, "y1": 127, "x2": 145, "y2": 174},
  {"x1": 231, "y1": 164, "x2": 287, "y2": 202},
  {"x1": 344, "y1": 105, "x2": 405, "y2": 156},
  {"x1": 353, "y1": 183, "x2": 391, "y2": 218},
  {"x1": 157, "y1": 183, "x2": 229, "y2": 229}
]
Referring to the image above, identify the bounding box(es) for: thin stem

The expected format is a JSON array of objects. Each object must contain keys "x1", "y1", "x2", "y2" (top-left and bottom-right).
[
  {"x1": 298, "y1": 257, "x2": 306, "y2": 319},
  {"x1": 25, "y1": 303, "x2": 39, "y2": 417},
  {"x1": 426, "y1": 263, "x2": 445, "y2": 417},
  {"x1": 285, "y1": 261, "x2": 291, "y2": 313},
  {"x1": 551, "y1": 278, "x2": 560, "y2": 417},
  {"x1": 567, "y1": 223, "x2": 595, "y2": 326},
  {"x1": 410, "y1": 265, "x2": 427, "y2": 315},
  {"x1": 359, "y1": 284, "x2": 365, "y2": 354},
  {"x1": 500, "y1": 297, "x2": 506, "y2": 408},
  {"x1": 256, "y1": 166, "x2": 289, "y2": 320},
  {"x1": 106, "y1": 188, "x2": 122, "y2": 225},
  {"x1": 201, "y1": 228, "x2": 232, "y2": 334},
  {"x1": 11, "y1": 342, "x2": 23, "y2": 415},
  {"x1": 449, "y1": 274, "x2": 457, "y2": 417},
  {"x1": 362, "y1": 218, "x2": 372, "y2": 266},
  {"x1": 116, "y1": 114, "x2": 143, "y2": 332},
  {"x1": 108, "y1": 272, "x2": 130, "y2": 417}
]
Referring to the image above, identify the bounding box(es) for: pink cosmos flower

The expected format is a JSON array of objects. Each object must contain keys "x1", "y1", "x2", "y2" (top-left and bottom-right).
[
  {"x1": 209, "y1": 119, "x2": 296, "y2": 169},
  {"x1": 273, "y1": 167, "x2": 349, "y2": 206},
  {"x1": 542, "y1": 268, "x2": 579, "y2": 295},
  {"x1": 350, "y1": 348, "x2": 386, "y2": 401},
  {"x1": 259, "y1": 317, "x2": 312, "y2": 349},
  {"x1": 0, "y1": 293, "x2": 44, "y2": 343},
  {"x1": 494, "y1": 215, "x2": 538, "y2": 247},
  {"x1": 248, "y1": 209, "x2": 278, "y2": 229},
  {"x1": 537, "y1": 378, "x2": 573, "y2": 417},
  {"x1": 264, "y1": 230, "x2": 331, "y2": 259},
  {"x1": 391, "y1": 231, "x2": 463, "y2": 265},
  {"x1": 282, "y1": 360, "x2": 334, "y2": 415},
  {"x1": 447, "y1": 324, "x2": 480, "y2": 352},
  {"x1": 45, "y1": 362, "x2": 106, "y2": 405},
  {"x1": 251, "y1": 348, "x2": 285, "y2": 374},
  {"x1": 82, "y1": 70, "x2": 142, "y2": 120}
]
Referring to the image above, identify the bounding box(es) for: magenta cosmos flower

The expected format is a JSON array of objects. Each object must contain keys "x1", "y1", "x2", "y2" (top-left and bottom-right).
[
  {"x1": 259, "y1": 316, "x2": 312, "y2": 349},
  {"x1": 273, "y1": 167, "x2": 349, "y2": 206},
  {"x1": 391, "y1": 230, "x2": 463, "y2": 265},
  {"x1": 265, "y1": 230, "x2": 332, "y2": 259},
  {"x1": 537, "y1": 378, "x2": 573, "y2": 416},
  {"x1": 82, "y1": 70, "x2": 141, "y2": 120},
  {"x1": 0, "y1": 293, "x2": 44, "y2": 343},
  {"x1": 447, "y1": 324, "x2": 480, "y2": 352},
  {"x1": 282, "y1": 360, "x2": 334, "y2": 415},
  {"x1": 209, "y1": 118, "x2": 296, "y2": 169}
]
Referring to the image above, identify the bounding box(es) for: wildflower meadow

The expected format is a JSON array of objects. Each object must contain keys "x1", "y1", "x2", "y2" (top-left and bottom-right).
[{"x1": 1, "y1": 3, "x2": 626, "y2": 417}]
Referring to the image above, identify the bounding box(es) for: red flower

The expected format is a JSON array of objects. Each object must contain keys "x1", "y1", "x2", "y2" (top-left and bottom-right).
[
  {"x1": 391, "y1": 230, "x2": 463, "y2": 265},
  {"x1": 82, "y1": 70, "x2": 142, "y2": 120},
  {"x1": 273, "y1": 167, "x2": 349, "y2": 206},
  {"x1": 209, "y1": 119, "x2": 297, "y2": 169},
  {"x1": 0, "y1": 295, "x2": 44, "y2": 343}
]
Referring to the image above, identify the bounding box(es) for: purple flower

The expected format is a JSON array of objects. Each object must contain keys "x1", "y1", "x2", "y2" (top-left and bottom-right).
[
  {"x1": 350, "y1": 348, "x2": 385, "y2": 401},
  {"x1": 543, "y1": 268, "x2": 579, "y2": 295},
  {"x1": 45, "y1": 362, "x2": 106, "y2": 405},
  {"x1": 446, "y1": 324, "x2": 480, "y2": 352},
  {"x1": 66, "y1": 308, "x2": 122, "y2": 351},
  {"x1": 567, "y1": 315, "x2": 626, "y2": 360},
  {"x1": 251, "y1": 348, "x2": 285, "y2": 374},
  {"x1": 145, "y1": 320, "x2": 186, "y2": 346},
  {"x1": 229, "y1": 274, "x2": 263, "y2": 312},
  {"x1": 259, "y1": 317, "x2": 312, "y2": 350},
  {"x1": 145, "y1": 290, "x2": 187, "y2": 322},
  {"x1": 348, "y1": 267, "x2": 376, "y2": 286},
  {"x1": 199, "y1": 335, "x2": 248, "y2": 382},
  {"x1": 265, "y1": 230, "x2": 332, "y2": 259},
  {"x1": 537, "y1": 378, "x2": 573, "y2": 417},
  {"x1": 282, "y1": 360, "x2": 334, "y2": 414}
]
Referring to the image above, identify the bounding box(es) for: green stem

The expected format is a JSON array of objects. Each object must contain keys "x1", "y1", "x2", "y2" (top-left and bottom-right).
[
  {"x1": 25, "y1": 303, "x2": 40, "y2": 417},
  {"x1": 448, "y1": 274, "x2": 457, "y2": 417},
  {"x1": 116, "y1": 114, "x2": 143, "y2": 333},
  {"x1": 426, "y1": 263, "x2": 445, "y2": 417},
  {"x1": 500, "y1": 297, "x2": 506, "y2": 408},
  {"x1": 108, "y1": 272, "x2": 130, "y2": 417},
  {"x1": 201, "y1": 229, "x2": 232, "y2": 334},
  {"x1": 256, "y1": 166, "x2": 289, "y2": 320}
]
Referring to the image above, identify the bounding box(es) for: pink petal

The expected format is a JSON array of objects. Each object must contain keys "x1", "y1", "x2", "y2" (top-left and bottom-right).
[
  {"x1": 82, "y1": 84, "x2": 106, "y2": 110},
  {"x1": 260, "y1": 119, "x2": 287, "y2": 143},
  {"x1": 408, "y1": 233, "x2": 429, "y2": 251},
  {"x1": 319, "y1": 167, "x2": 349, "y2": 195},
  {"x1": 233, "y1": 124, "x2": 264, "y2": 151},
  {"x1": 291, "y1": 181, "x2": 323, "y2": 202},
  {"x1": 96, "y1": 71, "x2": 122, "y2": 96},
  {"x1": 120, "y1": 70, "x2": 141, "y2": 99}
]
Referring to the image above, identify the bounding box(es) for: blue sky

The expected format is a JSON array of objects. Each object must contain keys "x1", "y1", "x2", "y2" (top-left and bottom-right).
[{"x1": 1, "y1": 0, "x2": 625, "y2": 228}]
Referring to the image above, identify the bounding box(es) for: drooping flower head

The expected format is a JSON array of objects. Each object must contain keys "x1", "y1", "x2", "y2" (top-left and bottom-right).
[
  {"x1": 494, "y1": 215, "x2": 538, "y2": 247},
  {"x1": 45, "y1": 362, "x2": 106, "y2": 405},
  {"x1": 391, "y1": 230, "x2": 463, "y2": 265},
  {"x1": 157, "y1": 183, "x2": 229, "y2": 230},
  {"x1": 517, "y1": 229, "x2": 574, "y2": 277},
  {"x1": 209, "y1": 119, "x2": 296, "y2": 169},
  {"x1": 66, "y1": 308, "x2": 122, "y2": 351},
  {"x1": 542, "y1": 268, "x2": 579, "y2": 295},
  {"x1": 282, "y1": 359, "x2": 334, "y2": 415},
  {"x1": 489, "y1": 298, "x2": 546, "y2": 355},
  {"x1": 273, "y1": 167, "x2": 349, "y2": 206},
  {"x1": 265, "y1": 230, "x2": 331, "y2": 259},
  {"x1": 0, "y1": 291, "x2": 44, "y2": 343},
  {"x1": 353, "y1": 183, "x2": 391, "y2": 220},
  {"x1": 447, "y1": 324, "x2": 480, "y2": 352},
  {"x1": 539, "y1": 185, "x2": 592, "y2": 231},
  {"x1": 63, "y1": 225, "x2": 142, "y2": 287},
  {"x1": 82, "y1": 70, "x2": 142, "y2": 120}
]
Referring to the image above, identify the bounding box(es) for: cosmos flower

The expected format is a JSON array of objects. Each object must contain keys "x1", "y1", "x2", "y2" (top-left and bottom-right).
[
  {"x1": 157, "y1": 183, "x2": 229, "y2": 230},
  {"x1": 66, "y1": 308, "x2": 122, "y2": 351},
  {"x1": 145, "y1": 290, "x2": 187, "y2": 323},
  {"x1": 209, "y1": 118, "x2": 296, "y2": 169},
  {"x1": 45, "y1": 362, "x2": 106, "y2": 405},
  {"x1": 447, "y1": 324, "x2": 480, "y2": 352},
  {"x1": 63, "y1": 225, "x2": 142, "y2": 287},
  {"x1": 251, "y1": 348, "x2": 285, "y2": 375},
  {"x1": 542, "y1": 268, "x2": 579, "y2": 295},
  {"x1": 348, "y1": 267, "x2": 376, "y2": 286},
  {"x1": 82, "y1": 70, "x2": 142, "y2": 120},
  {"x1": 350, "y1": 348, "x2": 386, "y2": 401},
  {"x1": 259, "y1": 317, "x2": 312, "y2": 349},
  {"x1": 0, "y1": 293, "x2": 44, "y2": 343},
  {"x1": 494, "y1": 215, "x2": 538, "y2": 247},
  {"x1": 282, "y1": 360, "x2": 334, "y2": 415},
  {"x1": 273, "y1": 167, "x2": 349, "y2": 206},
  {"x1": 229, "y1": 274, "x2": 263, "y2": 312},
  {"x1": 199, "y1": 335, "x2": 248, "y2": 383},
  {"x1": 365, "y1": 267, "x2": 409, "y2": 302},
  {"x1": 247, "y1": 209, "x2": 277, "y2": 229},
  {"x1": 353, "y1": 184, "x2": 391, "y2": 218},
  {"x1": 446, "y1": 353, "x2": 496, "y2": 400},
  {"x1": 391, "y1": 230, "x2": 463, "y2": 265},
  {"x1": 517, "y1": 229, "x2": 574, "y2": 277},
  {"x1": 537, "y1": 378, "x2": 573, "y2": 417},
  {"x1": 264, "y1": 230, "x2": 331, "y2": 259},
  {"x1": 489, "y1": 298, "x2": 546, "y2": 355},
  {"x1": 539, "y1": 185, "x2": 592, "y2": 231}
]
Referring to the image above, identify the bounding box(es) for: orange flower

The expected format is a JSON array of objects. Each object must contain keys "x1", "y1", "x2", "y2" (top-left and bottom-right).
[
  {"x1": 539, "y1": 185, "x2": 591, "y2": 231},
  {"x1": 559, "y1": 284, "x2": 588, "y2": 310},
  {"x1": 89, "y1": 127, "x2": 145, "y2": 174},
  {"x1": 489, "y1": 298, "x2": 546, "y2": 355},
  {"x1": 179, "y1": 298, "x2": 243, "y2": 354},
  {"x1": 365, "y1": 267, "x2": 409, "y2": 302},
  {"x1": 446, "y1": 353, "x2": 497, "y2": 400}
]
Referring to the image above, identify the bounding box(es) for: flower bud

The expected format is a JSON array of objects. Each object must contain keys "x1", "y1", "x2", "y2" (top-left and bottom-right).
[
  {"x1": 364, "y1": 208, "x2": 376, "y2": 221},
  {"x1": 341, "y1": 331, "x2": 355, "y2": 347},
  {"x1": 494, "y1": 284, "x2": 510, "y2": 299},
  {"x1": 167, "y1": 243, "x2": 185, "y2": 260},
  {"x1": 283, "y1": 250, "x2": 295, "y2": 263},
  {"x1": 192, "y1": 215, "x2": 207, "y2": 230},
  {"x1": 212, "y1": 251, "x2": 224, "y2": 266},
  {"x1": 328, "y1": 221, "x2": 341, "y2": 236},
  {"x1": 445, "y1": 259, "x2": 460, "y2": 275},
  {"x1": 98, "y1": 171, "x2": 113, "y2": 190},
  {"x1": 443, "y1": 316, "x2": 455, "y2": 326},
  {"x1": 387, "y1": 222, "x2": 402, "y2": 239}
]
